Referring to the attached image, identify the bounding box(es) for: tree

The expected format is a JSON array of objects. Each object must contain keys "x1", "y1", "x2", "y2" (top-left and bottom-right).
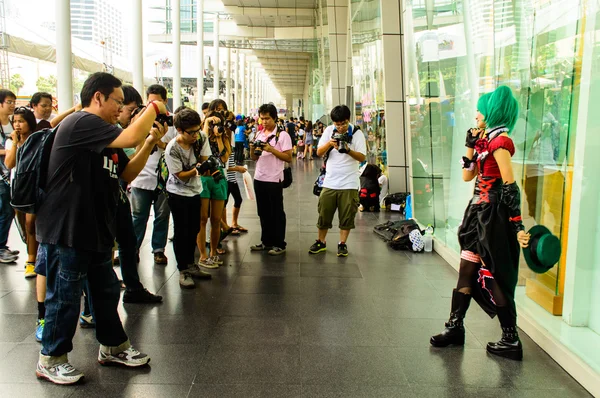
[
  {"x1": 36, "y1": 75, "x2": 58, "y2": 96},
  {"x1": 10, "y1": 74, "x2": 24, "y2": 95}
]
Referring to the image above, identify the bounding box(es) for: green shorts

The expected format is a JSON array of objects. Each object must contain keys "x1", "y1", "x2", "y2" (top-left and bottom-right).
[
  {"x1": 317, "y1": 188, "x2": 360, "y2": 230},
  {"x1": 200, "y1": 169, "x2": 228, "y2": 200}
]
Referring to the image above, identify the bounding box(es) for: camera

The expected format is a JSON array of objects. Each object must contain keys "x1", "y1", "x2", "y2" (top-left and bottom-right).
[
  {"x1": 156, "y1": 113, "x2": 173, "y2": 127},
  {"x1": 196, "y1": 156, "x2": 224, "y2": 183},
  {"x1": 333, "y1": 131, "x2": 351, "y2": 154},
  {"x1": 253, "y1": 140, "x2": 266, "y2": 156}
]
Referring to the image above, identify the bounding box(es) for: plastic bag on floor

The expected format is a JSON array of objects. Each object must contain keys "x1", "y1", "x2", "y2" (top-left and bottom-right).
[{"x1": 243, "y1": 171, "x2": 255, "y2": 201}]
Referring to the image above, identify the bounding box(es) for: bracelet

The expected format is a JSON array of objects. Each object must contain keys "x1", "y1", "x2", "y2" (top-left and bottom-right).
[{"x1": 148, "y1": 101, "x2": 160, "y2": 115}]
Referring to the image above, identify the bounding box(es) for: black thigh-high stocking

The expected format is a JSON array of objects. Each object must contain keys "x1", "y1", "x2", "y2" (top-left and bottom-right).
[{"x1": 456, "y1": 259, "x2": 480, "y2": 294}]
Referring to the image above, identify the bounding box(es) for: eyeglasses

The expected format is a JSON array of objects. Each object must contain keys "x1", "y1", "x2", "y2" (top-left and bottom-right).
[
  {"x1": 3, "y1": 100, "x2": 16, "y2": 105},
  {"x1": 185, "y1": 128, "x2": 201, "y2": 136},
  {"x1": 333, "y1": 121, "x2": 349, "y2": 129},
  {"x1": 108, "y1": 96, "x2": 125, "y2": 109}
]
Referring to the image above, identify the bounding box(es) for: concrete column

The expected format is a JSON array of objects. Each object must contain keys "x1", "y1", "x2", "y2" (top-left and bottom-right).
[
  {"x1": 241, "y1": 53, "x2": 246, "y2": 115},
  {"x1": 226, "y1": 48, "x2": 231, "y2": 106},
  {"x1": 234, "y1": 50, "x2": 239, "y2": 113},
  {"x1": 246, "y1": 60, "x2": 251, "y2": 115},
  {"x1": 380, "y1": 0, "x2": 409, "y2": 193},
  {"x1": 196, "y1": 0, "x2": 204, "y2": 111},
  {"x1": 327, "y1": 0, "x2": 349, "y2": 106},
  {"x1": 132, "y1": 0, "x2": 144, "y2": 95},
  {"x1": 213, "y1": 15, "x2": 220, "y2": 99},
  {"x1": 56, "y1": 0, "x2": 73, "y2": 111},
  {"x1": 286, "y1": 94, "x2": 293, "y2": 117},
  {"x1": 172, "y1": 0, "x2": 182, "y2": 109}
]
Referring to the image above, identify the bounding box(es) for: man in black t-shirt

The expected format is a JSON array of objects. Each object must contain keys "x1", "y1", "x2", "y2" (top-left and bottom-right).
[{"x1": 35, "y1": 72, "x2": 168, "y2": 386}]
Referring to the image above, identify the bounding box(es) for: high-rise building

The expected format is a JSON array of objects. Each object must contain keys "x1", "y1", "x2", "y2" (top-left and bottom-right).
[{"x1": 70, "y1": 0, "x2": 127, "y2": 59}]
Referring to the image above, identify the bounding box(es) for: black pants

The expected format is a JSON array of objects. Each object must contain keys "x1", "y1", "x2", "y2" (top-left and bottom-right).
[
  {"x1": 234, "y1": 143, "x2": 245, "y2": 165},
  {"x1": 226, "y1": 181, "x2": 243, "y2": 208},
  {"x1": 116, "y1": 195, "x2": 143, "y2": 292},
  {"x1": 168, "y1": 193, "x2": 201, "y2": 271},
  {"x1": 254, "y1": 180, "x2": 286, "y2": 248}
]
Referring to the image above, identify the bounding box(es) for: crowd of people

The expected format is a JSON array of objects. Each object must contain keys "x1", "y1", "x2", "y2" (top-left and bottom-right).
[{"x1": 0, "y1": 73, "x2": 529, "y2": 386}]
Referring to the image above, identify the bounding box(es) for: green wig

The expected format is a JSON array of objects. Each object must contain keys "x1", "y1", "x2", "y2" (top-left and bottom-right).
[
  {"x1": 476, "y1": 92, "x2": 493, "y2": 119},
  {"x1": 481, "y1": 86, "x2": 519, "y2": 133}
]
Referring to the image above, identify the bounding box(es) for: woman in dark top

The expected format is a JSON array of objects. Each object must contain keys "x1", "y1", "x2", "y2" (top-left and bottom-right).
[{"x1": 430, "y1": 86, "x2": 530, "y2": 361}]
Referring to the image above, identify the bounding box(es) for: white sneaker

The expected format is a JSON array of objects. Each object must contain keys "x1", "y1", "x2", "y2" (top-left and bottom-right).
[
  {"x1": 211, "y1": 255, "x2": 224, "y2": 265},
  {"x1": 198, "y1": 257, "x2": 218, "y2": 269},
  {"x1": 36, "y1": 359, "x2": 84, "y2": 385},
  {"x1": 98, "y1": 346, "x2": 150, "y2": 367}
]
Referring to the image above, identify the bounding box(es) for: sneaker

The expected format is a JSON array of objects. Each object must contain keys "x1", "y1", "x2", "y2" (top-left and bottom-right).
[
  {"x1": 179, "y1": 271, "x2": 195, "y2": 289},
  {"x1": 250, "y1": 243, "x2": 273, "y2": 252},
  {"x1": 185, "y1": 264, "x2": 213, "y2": 279},
  {"x1": 268, "y1": 247, "x2": 286, "y2": 256},
  {"x1": 154, "y1": 252, "x2": 168, "y2": 265},
  {"x1": 79, "y1": 312, "x2": 95, "y2": 328},
  {"x1": 211, "y1": 255, "x2": 224, "y2": 265},
  {"x1": 98, "y1": 346, "x2": 150, "y2": 367},
  {"x1": 337, "y1": 243, "x2": 349, "y2": 257},
  {"x1": 198, "y1": 257, "x2": 218, "y2": 269},
  {"x1": 36, "y1": 359, "x2": 84, "y2": 385},
  {"x1": 24, "y1": 262, "x2": 37, "y2": 278},
  {"x1": 3, "y1": 248, "x2": 19, "y2": 256},
  {"x1": 35, "y1": 319, "x2": 45, "y2": 342},
  {"x1": 123, "y1": 288, "x2": 163, "y2": 303},
  {"x1": 309, "y1": 240, "x2": 327, "y2": 254},
  {"x1": 0, "y1": 250, "x2": 17, "y2": 263}
]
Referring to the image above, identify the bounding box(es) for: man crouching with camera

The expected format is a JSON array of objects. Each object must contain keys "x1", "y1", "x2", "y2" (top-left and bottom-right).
[
  {"x1": 250, "y1": 103, "x2": 293, "y2": 256},
  {"x1": 309, "y1": 105, "x2": 366, "y2": 257}
]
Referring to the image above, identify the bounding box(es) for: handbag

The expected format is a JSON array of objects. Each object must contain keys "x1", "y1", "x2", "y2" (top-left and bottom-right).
[
  {"x1": 313, "y1": 147, "x2": 333, "y2": 196},
  {"x1": 282, "y1": 163, "x2": 293, "y2": 188}
]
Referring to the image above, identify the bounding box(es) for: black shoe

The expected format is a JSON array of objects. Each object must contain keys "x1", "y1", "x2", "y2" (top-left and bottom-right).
[
  {"x1": 430, "y1": 289, "x2": 471, "y2": 347},
  {"x1": 308, "y1": 240, "x2": 326, "y2": 254},
  {"x1": 123, "y1": 288, "x2": 163, "y2": 304},
  {"x1": 486, "y1": 327, "x2": 523, "y2": 361},
  {"x1": 337, "y1": 243, "x2": 348, "y2": 257},
  {"x1": 113, "y1": 256, "x2": 120, "y2": 266},
  {"x1": 154, "y1": 252, "x2": 168, "y2": 265}
]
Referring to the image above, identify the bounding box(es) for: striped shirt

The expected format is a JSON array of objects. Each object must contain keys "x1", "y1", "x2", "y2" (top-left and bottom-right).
[{"x1": 226, "y1": 152, "x2": 237, "y2": 183}]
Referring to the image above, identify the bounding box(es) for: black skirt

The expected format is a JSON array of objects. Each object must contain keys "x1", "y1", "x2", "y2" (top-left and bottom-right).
[{"x1": 457, "y1": 193, "x2": 520, "y2": 318}]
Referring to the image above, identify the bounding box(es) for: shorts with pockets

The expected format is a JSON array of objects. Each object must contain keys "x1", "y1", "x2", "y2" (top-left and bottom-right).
[
  {"x1": 200, "y1": 168, "x2": 228, "y2": 201},
  {"x1": 317, "y1": 188, "x2": 360, "y2": 230}
]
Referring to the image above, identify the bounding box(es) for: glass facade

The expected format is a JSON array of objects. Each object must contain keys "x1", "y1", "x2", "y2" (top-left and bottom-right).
[{"x1": 400, "y1": 0, "x2": 600, "y2": 377}]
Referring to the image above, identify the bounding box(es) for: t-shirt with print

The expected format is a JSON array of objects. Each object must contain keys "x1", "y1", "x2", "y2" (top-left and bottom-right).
[
  {"x1": 36, "y1": 112, "x2": 128, "y2": 253},
  {"x1": 130, "y1": 125, "x2": 178, "y2": 190},
  {"x1": 253, "y1": 128, "x2": 292, "y2": 183},
  {"x1": 165, "y1": 133, "x2": 210, "y2": 197},
  {"x1": 318, "y1": 124, "x2": 367, "y2": 190},
  {"x1": 0, "y1": 122, "x2": 13, "y2": 184}
]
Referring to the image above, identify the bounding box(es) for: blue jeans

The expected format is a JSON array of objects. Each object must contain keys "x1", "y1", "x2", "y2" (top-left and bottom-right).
[
  {"x1": 0, "y1": 182, "x2": 14, "y2": 250},
  {"x1": 130, "y1": 187, "x2": 170, "y2": 253},
  {"x1": 117, "y1": 195, "x2": 143, "y2": 291},
  {"x1": 40, "y1": 244, "x2": 128, "y2": 357}
]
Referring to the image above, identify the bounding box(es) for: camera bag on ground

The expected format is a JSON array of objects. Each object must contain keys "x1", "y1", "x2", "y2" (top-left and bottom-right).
[
  {"x1": 313, "y1": 125, "x2": 357, "y2": 196},
  {"x1": 373, "y1": 219, "x2": 425, "y2": 252},
  {"x1": 383, "y1": 192, "x2": 409, "y2": 212},
  {"x1": 11, "y1": 127, "x2": 57, "y2": 214}
]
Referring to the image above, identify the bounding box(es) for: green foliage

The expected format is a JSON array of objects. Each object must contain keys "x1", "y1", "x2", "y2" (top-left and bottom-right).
[
  {"x1": 36, "y1": 75, "x2": 58, "y2": 96},
  {"x1": 10, "y1": 74, "x2": 24, "y2": 95}
]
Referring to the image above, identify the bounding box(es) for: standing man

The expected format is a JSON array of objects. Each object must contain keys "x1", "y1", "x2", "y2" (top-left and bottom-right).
[
  {"x1": 35, "y1": 72, "x2": 169, "y2": 384},
  {"x1": 130, "y1": 84, "x2": 177, "y2": 265},
  {"x1": 0, "y1": 89, "x2": 18, "y2": 263},
  {"x1": 30, "y1": 92, "x2": 56, "y2": 125},
  {"x1": 308, "y1": 105, "x2": 366, "y2": 257},
  {"x1": 250, "y1": 103, "x2": 292, "y2": 256}
]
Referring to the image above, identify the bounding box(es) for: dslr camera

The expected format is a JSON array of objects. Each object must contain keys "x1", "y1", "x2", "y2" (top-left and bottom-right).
[
  {"x1": 333, "y1": 131, "x2": 351, "y2": 154},
  {"x1": 155, "y1": 113, "x2": 173, "y2": 127},
  {"x1": 253, "y1": 140, "x2": 266, "y2": 156},
  {"x1": 196, "y1": 156, "x2": 224, "y2": 183}
]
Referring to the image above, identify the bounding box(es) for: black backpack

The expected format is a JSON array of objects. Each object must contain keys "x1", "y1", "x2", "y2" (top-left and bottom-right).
[{"x1": 10, "y1": 127, "x2": 57, "y2": 214}]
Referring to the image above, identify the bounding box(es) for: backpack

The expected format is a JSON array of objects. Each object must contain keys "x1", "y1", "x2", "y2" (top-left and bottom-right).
[
  {"x1": 10, "y1": 127, "x2": 57, "y2": 214},
  {"x1": 373, "y1": 219, "x2": 424, "y2": 252}
]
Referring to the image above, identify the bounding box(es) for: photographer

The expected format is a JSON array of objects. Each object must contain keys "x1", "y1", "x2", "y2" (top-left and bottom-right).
[
  {"x1": 309, "y1": 105, "x2": 366, "y2": 257},
  {"x1": 196, "y1": 99, "x2": 232, "y2": 268},
  {"x1": 165, "y1": 108, "x2": 212, "y2": 288},
  {"x1": 35, "y1": 72, "x2": 169, "y2": 384},
  {"x1": 250, "y1": 103, "x2": 292, "y2": 256},
  {"x1": 130, "y1": 85, "x2": 177, "y2": 265}
]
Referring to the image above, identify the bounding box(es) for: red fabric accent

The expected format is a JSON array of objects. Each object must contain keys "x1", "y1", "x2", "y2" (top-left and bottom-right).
[
  {"x1": 477, "y1": 267, "x2": 496, "y2": 305},
  {"x1": 509, "y1": 216, "x2": 522, "y2": 222},
  {"x1": 480, "y1": 136, "x2": 515, "y2": 178},
  {"x1": 476, "y1": 177, "x2": 498, "y2": 204}
]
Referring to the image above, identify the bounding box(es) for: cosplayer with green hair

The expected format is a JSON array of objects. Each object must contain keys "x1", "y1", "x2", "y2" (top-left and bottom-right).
[{"x1": 431, "y1": 85, "x2": 530, "y2": 362}]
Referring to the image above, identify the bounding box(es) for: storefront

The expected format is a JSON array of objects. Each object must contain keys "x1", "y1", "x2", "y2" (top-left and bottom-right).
[{"x1": 399, "y1": 0, "x2": 600, "y2": 394}]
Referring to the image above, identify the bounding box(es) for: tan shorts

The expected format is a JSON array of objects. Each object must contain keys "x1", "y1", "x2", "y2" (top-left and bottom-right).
[{"x1": 317, "y1": 188, "x2": 360, "y2": 230}]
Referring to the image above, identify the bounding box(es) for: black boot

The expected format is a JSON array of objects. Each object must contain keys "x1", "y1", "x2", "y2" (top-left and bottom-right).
[
  {"x1": 486, "y1": 306, "x2": 523, "y2": 361},
  {"x1": 430, "y1": 289, "x2": 472, "y2": 347}
]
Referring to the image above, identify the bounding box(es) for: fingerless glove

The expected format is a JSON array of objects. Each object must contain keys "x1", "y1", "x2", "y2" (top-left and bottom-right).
[{"x1": 465, "y1": 128, "x2": 481, "y2": 148}]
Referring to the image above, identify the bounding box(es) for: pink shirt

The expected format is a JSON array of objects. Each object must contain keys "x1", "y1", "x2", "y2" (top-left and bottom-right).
[{"x1": 253, "y1": 128, "x2": 292, "y2": 183}]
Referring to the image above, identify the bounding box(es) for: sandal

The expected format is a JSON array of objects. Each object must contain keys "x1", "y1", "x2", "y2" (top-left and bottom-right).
[
  {"x1": 217, "y1": 248, "x2": 226, "y2": 255},
  {"x1": 232, "y1": 225, "x2": 248, "y2": 233}
]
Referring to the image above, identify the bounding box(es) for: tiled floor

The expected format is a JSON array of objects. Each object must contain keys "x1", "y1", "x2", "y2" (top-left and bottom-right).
[{"x1": 0, "y1": 160, "x2": 592, "y2": 397}]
